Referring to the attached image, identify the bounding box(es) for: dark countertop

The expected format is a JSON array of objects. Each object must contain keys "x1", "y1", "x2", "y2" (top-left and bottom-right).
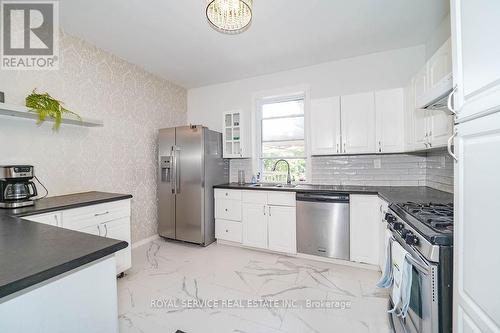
[
  {"x1": 214, "y1": 183, "x2": 453, "y2": 204},
  {"x1": 0, "y1": 191, "x2": 132, "y2": 299}
]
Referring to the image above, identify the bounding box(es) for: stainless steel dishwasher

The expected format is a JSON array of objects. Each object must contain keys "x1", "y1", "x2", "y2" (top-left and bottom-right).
[{"x1": 296, "y1": 192, "x2": 350, "y2": 260}]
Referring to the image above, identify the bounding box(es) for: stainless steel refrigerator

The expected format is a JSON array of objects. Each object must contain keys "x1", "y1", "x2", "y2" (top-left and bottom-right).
[{"x1": 158, "y1": 125, "x2": 228, "y2": 246}]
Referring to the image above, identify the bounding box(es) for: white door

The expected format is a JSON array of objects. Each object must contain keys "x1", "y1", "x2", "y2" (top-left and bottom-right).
[
  {"x1": 267, "y1": 205, "x2": 296, "y2": 254},
  {"x1": 349, "y1": 195, "x2": 380, "y2": 265},
  {"x1": 375, "y1": 88, "x2": 405, "y2": 153},
  {"x1": 242, "y1": 203, "x2": 268, "y2": 249},
  {"x1": 310, "y1": 97, "x2": 341, "y2": 155},
  {"x1": 341, "y1": 92, "x2": 376, "y2": 154},
  {"x1": 429, "y1": 109, "x2": 454, "y2": 148},
  {"x1": 451, "y1": 0, "x2": 500, "y2": 121},
  {"x1": 453, "y1": 112, "x2": 500, "y2": 333}
]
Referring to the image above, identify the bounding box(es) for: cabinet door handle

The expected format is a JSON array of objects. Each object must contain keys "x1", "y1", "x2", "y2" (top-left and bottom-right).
[
  {"x1": 343, "y1": 142, "x2": 346, "y2": 153},
  {"x1": 54, "y1": 215, "x2": 59, "y2": 227},
  {"x1": 378, "y1": 141, "x2": 381, "y2": 153},
  {"x1": 447, "y1": 131, "x2": 458, "y2": 162},
  {"x1": 97, "y1": 224, "x2": 101, "y2": 236},
  {"x1": 447, "y1": 85, "x2": 459, "y2": 115},
  {"x1": 268, "y1": 206, "x2": 272, "y2": 217},
  {"x1": 104, "y1": 224, "x2": 108, "y2": 237},
  {"x1": 95, "y1": 211, "x2": 109, "y2": 217},
  {"x1": 263, "y1": 206, "x2": 266, "y2": 215}
]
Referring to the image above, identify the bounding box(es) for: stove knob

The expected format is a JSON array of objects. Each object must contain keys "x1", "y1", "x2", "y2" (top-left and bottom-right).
[
  {"x1": 401, "y1": 229, "x2": 410, "y2": 238},
  {"x1": 405, "y1": 233, "x2": 419, "y2": 246},
  {"x1": 393, "y1": 222, "x2": 404, "y2": 231},
  {"x1": 385, "y1": 213, "x2": 396, "y2": 223}
]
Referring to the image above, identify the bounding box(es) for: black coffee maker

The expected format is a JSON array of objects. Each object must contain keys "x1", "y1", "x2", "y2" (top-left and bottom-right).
[{"x1": 0, "y1": 165, "x2": 38, "y2": 208}]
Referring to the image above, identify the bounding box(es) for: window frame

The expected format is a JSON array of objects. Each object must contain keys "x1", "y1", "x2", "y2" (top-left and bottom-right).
[{"x1": 255, "y1": 94, "x2": 307, "y2": 183}]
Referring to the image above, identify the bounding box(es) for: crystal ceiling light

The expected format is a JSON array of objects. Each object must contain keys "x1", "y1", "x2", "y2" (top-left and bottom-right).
[{"x1": 206, "y1": 0, "x2": 253, "y2": 34}]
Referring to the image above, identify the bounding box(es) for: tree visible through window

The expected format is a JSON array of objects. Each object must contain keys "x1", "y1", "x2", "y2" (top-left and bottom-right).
[{"x1": 259, "y1": 98, "x2": 306, "y2": 182}]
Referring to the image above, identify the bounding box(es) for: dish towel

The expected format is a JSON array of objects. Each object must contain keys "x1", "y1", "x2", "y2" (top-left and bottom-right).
[
  {"x1": 388, "y1": 241, "x2": 413, "y2": 319},
  {"x1": 377, "y1": 229, "x2": 394, "y2": 288}
]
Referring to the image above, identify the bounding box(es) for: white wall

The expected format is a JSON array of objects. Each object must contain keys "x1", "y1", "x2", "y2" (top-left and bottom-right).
[
  {"x1": 0, "y1": 31, "x2": 187, "y2": 243},
  {"x1": 425, "y1": 14, "x2": 451, "y2": 60},
  {"x1": 187, "y1": 45, "x2": 425, "y2": 132}
]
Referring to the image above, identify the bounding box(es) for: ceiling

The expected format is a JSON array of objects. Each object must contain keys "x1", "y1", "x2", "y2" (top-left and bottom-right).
[{"x1": 60, "y1": 0, "x2": 449, "y2": 89}]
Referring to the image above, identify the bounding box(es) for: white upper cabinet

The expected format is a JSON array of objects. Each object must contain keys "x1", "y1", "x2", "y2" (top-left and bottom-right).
[
  {"x1": 414, "y1": 66, "x2": 428, "y2": 103},
  {"x1": 429, "y1": 109, "x2": 455, "y2": 148},
  {"x1": 428, "y1": 39, "x2": 453, "y2": 89},
  {"x1": 403, "y1": 81, "x2": 416, "y2": 150},
  {"x1": 375, "y1": 88, "x2": 405, "y2": 153},
  {"x1": 310, "y1": 97, "x2": 341, "y2": 155},
  {"x1": 413, "y1": 109, "x2": 430, "y2": 150},
  {"x1": 452, "y1": 0, "x2": 500, "y2": 121},
  {"x1": 341, "y1": 92, "x2": 376, "y2": 154},
  {"x1": 222, "y1": 110, "x2": 251, "y2": 158}
]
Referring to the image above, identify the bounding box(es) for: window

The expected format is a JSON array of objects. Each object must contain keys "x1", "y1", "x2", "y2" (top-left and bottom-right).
[{"x1": 258, "y1": 97, "x2": 306, "y2": 183}]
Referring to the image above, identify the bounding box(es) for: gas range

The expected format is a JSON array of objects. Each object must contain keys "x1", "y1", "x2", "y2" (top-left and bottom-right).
[
  {"x1": 389, "y1": 202, "x2": 454, "y2": 245},
  {"x1": 384, "y1": 202, "x2": 454, "y2": 333}
]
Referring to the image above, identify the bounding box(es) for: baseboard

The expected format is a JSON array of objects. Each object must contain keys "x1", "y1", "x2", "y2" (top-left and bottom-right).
[
  {"x1": 295, "y1": 253, "x2": 380, "y2": 271},
  {"x1": 132, "y1": 234, "x2": 161, "y2": 249},
  {"x1": 216, "y1": 240, "x2": 380, "y2": 272}
]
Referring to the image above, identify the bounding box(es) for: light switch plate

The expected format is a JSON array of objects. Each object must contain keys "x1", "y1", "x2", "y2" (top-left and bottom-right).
[{"x1": 374, "y1": 159, "x2": 381, "y2": 169}]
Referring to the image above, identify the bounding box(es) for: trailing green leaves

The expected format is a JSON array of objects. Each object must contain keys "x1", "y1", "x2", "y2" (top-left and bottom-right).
[{"x1": 25, "y1": 89, "x2": 81, "y2": 130}]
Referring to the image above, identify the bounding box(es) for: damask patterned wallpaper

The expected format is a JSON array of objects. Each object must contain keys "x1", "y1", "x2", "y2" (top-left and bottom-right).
[{"x1": 0, "y1": 31, "x2": 187, "y2": 243}]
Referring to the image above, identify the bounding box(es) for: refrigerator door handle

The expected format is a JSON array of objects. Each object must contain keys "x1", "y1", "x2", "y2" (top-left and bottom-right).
[
  {"x1": 170, "y1": 147, "x2": 176, "y2": 194},
  {"x1": 175, "y1": 146, "x2": 181, "y2": 194}
]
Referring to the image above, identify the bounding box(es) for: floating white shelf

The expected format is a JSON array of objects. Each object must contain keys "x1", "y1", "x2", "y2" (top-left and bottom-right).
[{"x1": 0, "y1": 103, "x2": 103, "y2": 127}]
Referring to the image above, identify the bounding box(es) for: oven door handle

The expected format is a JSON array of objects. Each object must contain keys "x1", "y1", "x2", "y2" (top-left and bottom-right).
[{"x1": 405, "y1": 254, "x2": 431, "y2": 276}]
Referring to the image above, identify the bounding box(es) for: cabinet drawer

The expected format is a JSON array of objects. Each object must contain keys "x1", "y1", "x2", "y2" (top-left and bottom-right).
[
  {"x1": 242, "y1": 190, "x2": 267, "y2": 204},
  {"x1": 216, "y1": 219, "x2": 242, "y2": 243},
  {"x1": 24, "y1": 212, "x2": 62, "y2": 227},
  {"x1": 62, "y1": 200, "x2": 131, "y2": 231},
  {"x1": 215, "y1": 189, "x2": 241, "y2": 201},
  {"x1": 215, "y1": 199, "x2": 241, "y2": 221},
  {"x1": 268, "y1": 192, "x2": 296, "y2": 206}
]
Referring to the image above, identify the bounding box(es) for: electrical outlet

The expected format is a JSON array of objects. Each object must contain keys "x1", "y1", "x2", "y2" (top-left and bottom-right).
[{"x1": 374, "y1": 159, "x2": 381, "y2": 169}]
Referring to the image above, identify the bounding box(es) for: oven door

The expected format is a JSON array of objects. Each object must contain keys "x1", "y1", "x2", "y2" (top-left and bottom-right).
[{"x1": 389, "y1": 234, "x2": 439, "y2": 333}]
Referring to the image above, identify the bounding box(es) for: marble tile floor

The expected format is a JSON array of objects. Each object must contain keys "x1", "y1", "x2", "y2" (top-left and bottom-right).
[{"x1": 118, "y1": 239, "x2": 391, "y2": 333}]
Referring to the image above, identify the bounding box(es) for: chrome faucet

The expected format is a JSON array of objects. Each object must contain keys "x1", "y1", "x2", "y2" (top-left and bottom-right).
[{"x1": 272, "y1": 159, "x2": 292, "y2": 184}]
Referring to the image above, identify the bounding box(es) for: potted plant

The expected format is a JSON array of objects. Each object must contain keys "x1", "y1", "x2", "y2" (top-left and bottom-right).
[{"x1": 25, "y1": 89, "x2": 81, "y2": 130}]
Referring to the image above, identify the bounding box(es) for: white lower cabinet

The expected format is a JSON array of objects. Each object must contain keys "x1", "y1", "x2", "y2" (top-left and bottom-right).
[
  {"x1": 267, "y1": 205, "x2": 296, "y2": 254},
  {"x1": 23, "y1": 212, "x2": 62, "y2": 227},
  {"x1": 23, "y1": 199, "x2": 132, "y2": 275},
  {"x1": 350, "y1": 195, "x2": 380, "y2": 265},
  {"x1": 215, "y1": 189, "x2": 296, "y2": 254},
  {"x1": 242, "y1": 202, "x2": 268, "y2": 249},
  {"x1": 215, "y1": 219, "x2": 242, "y2": 243},
  {"x1": 378, "y1": 199, "x2": 389, "y2": 271}
]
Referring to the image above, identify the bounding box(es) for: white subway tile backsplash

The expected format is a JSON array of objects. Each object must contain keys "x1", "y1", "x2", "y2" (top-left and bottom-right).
[{"x1": 229, "y1": 149, "x2": 454, "y2": 193}]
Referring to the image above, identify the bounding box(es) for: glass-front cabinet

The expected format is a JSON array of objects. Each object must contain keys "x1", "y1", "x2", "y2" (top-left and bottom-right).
[{"x1": 222, "y1": 111, "x2": 251, "y2": 158}]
